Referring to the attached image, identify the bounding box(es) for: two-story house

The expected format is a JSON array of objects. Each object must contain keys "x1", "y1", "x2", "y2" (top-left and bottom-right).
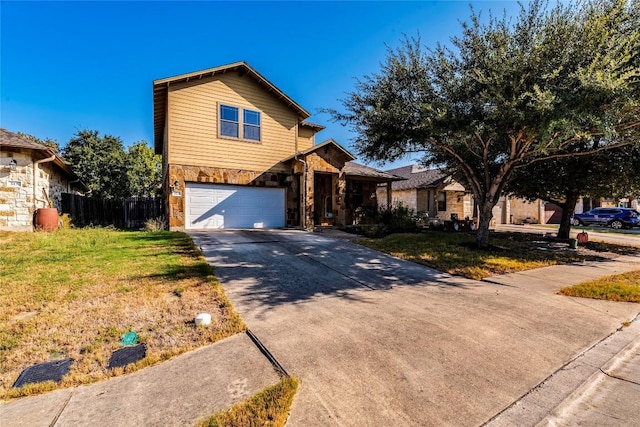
[{"x1": 153, "y1": 62, "x2": 401, "y2": 230}]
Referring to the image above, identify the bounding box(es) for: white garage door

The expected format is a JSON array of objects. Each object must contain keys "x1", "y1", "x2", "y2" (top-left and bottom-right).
[{"x1": 185, "y1": 183, "x2": 285, "y2": 229}]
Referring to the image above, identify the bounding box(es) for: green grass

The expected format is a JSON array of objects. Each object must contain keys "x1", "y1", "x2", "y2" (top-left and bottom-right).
[
  {"x1": 197, "y1": 377, "x2": 299, "y2": 427},
  {"x1": 0, "y1": 228, "x2": 245, "y2": 399},
  {"x1": 358, "y1": 231, "x2": 639, "y2": 280},
  {"x1": 559, "y1": 270, "x2": 640, "y2": 302}
]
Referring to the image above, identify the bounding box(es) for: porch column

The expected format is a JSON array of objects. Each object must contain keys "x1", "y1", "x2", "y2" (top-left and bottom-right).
[
  {"x1": 337, "y1": 174, "x2": 347, "y2": 226},
  {"x1": 305, "y1": 172, "x2": 314, "y2": 229},
  {"x1": 386, "y1": 182, "x2": 392, "y2": 209}
]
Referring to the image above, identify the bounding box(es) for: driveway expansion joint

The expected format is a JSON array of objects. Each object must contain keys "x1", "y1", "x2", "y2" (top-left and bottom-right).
[
  {"x1": 246, "y1": 330, "x2": 290, "y2": 378},
  {"x1": 480, "y1": 278, "x2": 518, "y2": 288}
]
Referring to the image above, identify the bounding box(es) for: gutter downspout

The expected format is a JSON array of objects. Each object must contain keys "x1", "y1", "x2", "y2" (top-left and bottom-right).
[{"x1": 33, "y1": 154, "x2": 56, "y2": 209}]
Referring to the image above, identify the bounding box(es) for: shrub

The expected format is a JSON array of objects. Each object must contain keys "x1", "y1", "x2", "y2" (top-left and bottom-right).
[
  {"x1": 144, "y1": 216, "x2": 167, "y2": 231},
  {"x1": 379, "y1": 203, "x2": 419, "y2": 233},
  {"x1": 59, "y1": 213, "x2": 73, "y2": 229}
]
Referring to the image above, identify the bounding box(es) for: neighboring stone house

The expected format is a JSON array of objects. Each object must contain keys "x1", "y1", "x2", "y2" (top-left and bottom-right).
[
  {"x1": 376, "y1": 164, "x2": 551, "y2": 225},
  {"x1": 494, "y1": 196, "x2": 546, "y2": 225},
  {"x1": 0, "y1": 128, "x2": 86, "y2": 231},
  {"x1": 153, "y1": 61, "x2": 402, "y2": 230},
  {"x1": 376, "y1": 165, "x2": 475, "y2": 221}
]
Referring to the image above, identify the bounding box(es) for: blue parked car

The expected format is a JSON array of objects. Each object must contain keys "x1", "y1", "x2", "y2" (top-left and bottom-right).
[{"x1": 572, "y1": 207, "x2": 640, "y2": 229}]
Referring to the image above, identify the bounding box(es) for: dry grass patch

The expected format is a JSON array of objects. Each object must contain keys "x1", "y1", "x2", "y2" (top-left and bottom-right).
[
  {"x1": 0, "y1": 228, "x2": 244, "y2": 399},
  {"x1": 197, "y1": 376, "x2": 299, "y2": 427},
  {"x1": 359, "y1": 231, "x2": 639, "y2": 280},
  {"x1": 559, "y1": 270, "x2": 640, "y2": 302}
]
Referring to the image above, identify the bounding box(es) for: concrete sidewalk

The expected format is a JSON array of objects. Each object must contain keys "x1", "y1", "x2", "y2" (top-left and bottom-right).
[
  {"x1": 483, "y1": 255, "x2": 640, "y2": 427},
  {"x1": 1, "y1": 235, "x2": 639, "y2": 426},
  {"x1": 0, "y1": 333, "x2": 281, "y2": 427}
]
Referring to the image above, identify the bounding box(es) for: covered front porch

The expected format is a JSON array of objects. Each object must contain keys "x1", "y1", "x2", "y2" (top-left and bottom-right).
[{"x1": 284, "y1": 139, "x2": 402, "y2": 229}]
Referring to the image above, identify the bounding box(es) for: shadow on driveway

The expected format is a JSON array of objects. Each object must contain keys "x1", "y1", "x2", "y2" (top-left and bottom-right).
[{"x1": 190, "y1": 229, "x2": 474, "y2": 309}]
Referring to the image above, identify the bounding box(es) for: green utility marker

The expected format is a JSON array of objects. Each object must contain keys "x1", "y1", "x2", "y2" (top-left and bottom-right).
[{"x1": 120, "y1": 331, "x2": 138, "y2": 346}]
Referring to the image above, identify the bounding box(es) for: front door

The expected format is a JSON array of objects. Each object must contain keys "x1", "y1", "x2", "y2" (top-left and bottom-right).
[{"x1": 314, "y1": 173, "x2": 334, "y2": 226}]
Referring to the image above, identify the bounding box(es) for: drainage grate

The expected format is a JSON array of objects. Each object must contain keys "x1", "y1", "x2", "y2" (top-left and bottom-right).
[{"x1": 13, "y1": 358, "x2": 73, "y2": 388}]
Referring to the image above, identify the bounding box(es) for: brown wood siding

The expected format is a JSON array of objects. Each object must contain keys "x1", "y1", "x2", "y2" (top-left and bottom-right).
[{"x1": 167, "y1": 72, "x2": 299, "y2": 173}]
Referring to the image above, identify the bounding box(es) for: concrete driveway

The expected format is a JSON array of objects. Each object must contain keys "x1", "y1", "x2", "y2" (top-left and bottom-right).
[{"x1": 191, "y1": 229, "x2": 639, "y2": 426}]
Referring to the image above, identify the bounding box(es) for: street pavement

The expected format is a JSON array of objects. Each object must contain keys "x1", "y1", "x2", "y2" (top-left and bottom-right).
[
  {"x1": 1, "y1": 229, "x2": 638, "y2": 426},
  {"x1": 495, "y1": 223, "x2": 640, "y2": 247}
]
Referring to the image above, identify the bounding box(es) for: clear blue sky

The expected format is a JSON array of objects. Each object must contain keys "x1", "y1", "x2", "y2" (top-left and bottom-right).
[{"x1": 1, "y1": 1, "x2": 522, "y2": 169}]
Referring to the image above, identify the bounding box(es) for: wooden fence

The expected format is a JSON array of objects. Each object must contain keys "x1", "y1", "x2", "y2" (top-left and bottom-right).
[{"x1": 61, "y1": 194, "x2": 164, "y2": 229}]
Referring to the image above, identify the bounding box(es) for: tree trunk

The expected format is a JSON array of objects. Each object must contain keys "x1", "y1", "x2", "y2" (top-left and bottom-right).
[
  {"x1": 557, "y1": 190, "x2": 581, "y2": 239},
  {"x1": 476, "y1": 202, "x2": 495, "y2": 248}
]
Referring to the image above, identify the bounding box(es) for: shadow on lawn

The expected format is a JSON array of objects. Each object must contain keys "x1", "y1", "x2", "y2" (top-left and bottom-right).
[{"x1": 188, "y1": 230, "x2": 474, "y2": 312}]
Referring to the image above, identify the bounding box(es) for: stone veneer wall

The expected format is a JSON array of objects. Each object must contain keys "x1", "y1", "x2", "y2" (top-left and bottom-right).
[
  {"x1": 510, "y1": 198, "x2": 543, "y2": 224},
  {"x1": 376, "y1": 187, "x2": 419, "y2": 212},
  {"x1": 0, "y1": 149, "x2": 70, "y2": 231},
  {"x1": 167, "y1": 164, "x2": 294, "y2": 230},
  {"x1": 292, "y1": 151, "x2": 344, "y2": 228}
]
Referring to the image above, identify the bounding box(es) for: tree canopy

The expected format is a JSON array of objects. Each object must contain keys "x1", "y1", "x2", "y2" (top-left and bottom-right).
[
  {"x1": 126, "y1": 141, "x2": 162, "y2": 198},
  {"x1": 331, "y1": 0, "x2": 640, "y2": 247},
  {"x1": 508, "y1": 141, "x2": 640, "y2": 238},
  {"x1": 17, "y1": 132, "x2": 60, "y2": 153},
  {"x1": 61, "y1": 130, "x2": 161, "y2": 200}
]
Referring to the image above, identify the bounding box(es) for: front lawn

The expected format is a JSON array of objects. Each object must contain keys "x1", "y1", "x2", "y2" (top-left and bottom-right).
[
  {"x1": 359, "y1": 231, "x2": 639, "y2": 280},
  {"x1": 0, "y1": 228, "x2": 244, "y2": 399},
  {"x1": 559, "y1": 270, "x2": 640, "y2": 302}
]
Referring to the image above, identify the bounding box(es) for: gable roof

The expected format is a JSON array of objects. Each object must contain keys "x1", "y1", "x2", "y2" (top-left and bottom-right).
[
  {"x1": 283, "y1": 138, "x2": 357, "y2": 162},
  {"x1": 153, "y1": 61, "x2": 311, "y2": 153},
  {"x1": 343, "y1": 162, "x2": 405, "y2": 182},
  {"x1": 384, "y1": 165, "x2": 450, "y2": 190},
  {"x1": 0, "y1": 128, "x2": 87, "y2": 190}
]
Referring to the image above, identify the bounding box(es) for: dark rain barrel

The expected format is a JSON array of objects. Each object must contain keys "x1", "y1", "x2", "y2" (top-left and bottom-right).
[{"x1": 35, "y1": 208, "x2": 59, "y2": 231}]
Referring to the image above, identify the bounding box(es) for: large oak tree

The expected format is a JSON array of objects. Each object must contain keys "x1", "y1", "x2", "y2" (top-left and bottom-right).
[{"x1": 331, "y1": 0, "x2": 639, "y2": 247}]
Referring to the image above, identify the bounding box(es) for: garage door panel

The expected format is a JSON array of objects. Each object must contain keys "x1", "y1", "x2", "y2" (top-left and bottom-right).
[{"x1": 185, "y1": 183, "x2": 285, "y2": 229}]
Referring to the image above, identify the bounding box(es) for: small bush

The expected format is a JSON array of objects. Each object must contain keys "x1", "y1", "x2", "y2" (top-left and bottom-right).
[
  {"x1": 59, "y1": 213, "x2": 73, "y2": 229},
  {"x1": 144, "y1": 216, "x2": 167, "y2": 231},
  {"x1": 353, "y1": 203, "x2": 420, "y2": 237}
]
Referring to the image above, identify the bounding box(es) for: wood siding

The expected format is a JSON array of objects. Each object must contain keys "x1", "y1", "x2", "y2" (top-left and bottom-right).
[
  {"x1": 167, "y1": 72, "x2": 299, "y2": 173},
  {"x1": 297, "y1": 126, "x2": 315, "y2": 151}
]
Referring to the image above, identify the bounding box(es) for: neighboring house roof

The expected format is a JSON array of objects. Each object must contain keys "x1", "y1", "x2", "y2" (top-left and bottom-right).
[
  {"x1": 0, "y1": 128, "x2": 88, "y2": 190},
  {"x1": 343, "y1": 162, "x2": 405, "y2": 182},
  {"x1": 384, "y1": 164, "x2": 455, "y2": 190},
  {"x1": 283, "y1": 138, "x2": 357, "y2": 162},
  {"x1": 153, "y1": 61, "x2": 312, "y2": 153}
]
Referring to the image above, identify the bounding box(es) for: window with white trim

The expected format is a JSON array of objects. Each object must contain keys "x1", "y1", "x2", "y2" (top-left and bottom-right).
[{"x1": 219, "y1": 104, "x2": 261, "y2": 142}]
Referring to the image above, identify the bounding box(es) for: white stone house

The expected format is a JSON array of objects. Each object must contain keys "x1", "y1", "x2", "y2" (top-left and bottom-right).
[
  {"x1": 376, "y1": 165, "x2": 475, "y2": 220},
  {"x1": 0, "y1": 128, "x2": 86, "y2": 231},
  {"x1": 377, "y1": 164, "x2": 554, "y2": 225}
]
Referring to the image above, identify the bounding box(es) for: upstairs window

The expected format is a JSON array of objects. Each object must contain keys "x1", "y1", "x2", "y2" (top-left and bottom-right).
[
  {"x1": 219, "y1": 104, "x2": 261, "y2": 142},
  {"x1": 220, "y1": 105, "x2": 239, "y2": 138},
  {"x1": 243, "y1": 109, "x2": 261, "y2": 141}
]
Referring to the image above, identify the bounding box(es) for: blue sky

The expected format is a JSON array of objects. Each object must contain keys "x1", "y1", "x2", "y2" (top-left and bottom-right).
[{"x1": 1, "y1": 1, "x2": 523, "y2": 169}]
